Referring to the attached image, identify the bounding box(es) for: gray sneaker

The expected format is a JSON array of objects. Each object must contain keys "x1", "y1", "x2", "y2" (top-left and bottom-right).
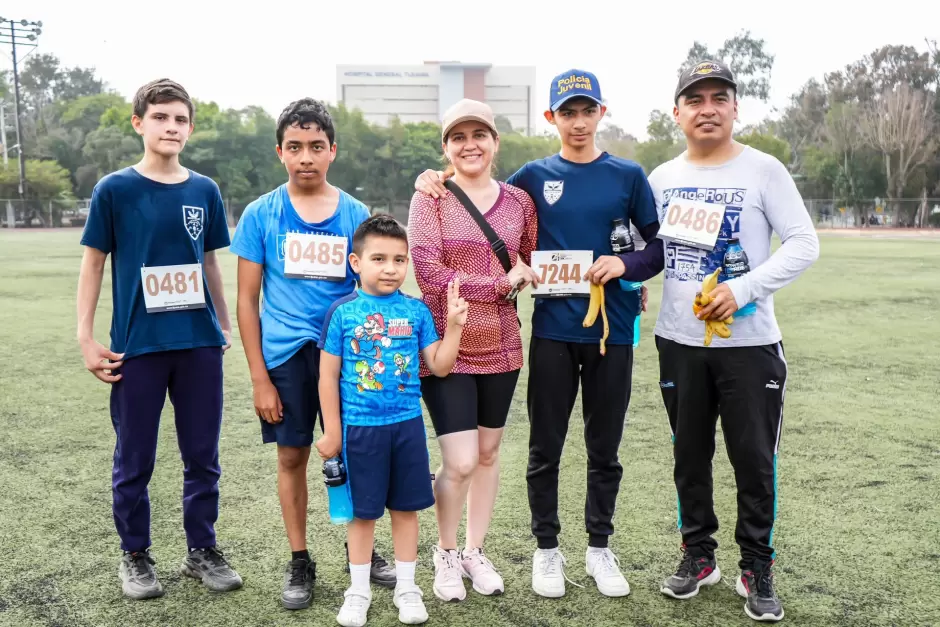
[
  {"x1": 181, "y1": 547, "x2": 243, "y2": 592},
  {"x1": 119, "y1": 551, "x2": 165, "y2": 600},
  {"x1": 282, "y1": 558, "x2": 316, "y2": 610},
  {"x1": 345, "y1": 542, "x2": 396, "y2": 588}
]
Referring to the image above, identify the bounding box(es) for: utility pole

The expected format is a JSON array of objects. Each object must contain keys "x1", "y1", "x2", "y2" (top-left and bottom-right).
[
  {"x1": 0, "y1": 17, "x2": 42, "y2": 198},
  {"x1": 1, "y1": 101, "x2": 7, "y2": 167}
]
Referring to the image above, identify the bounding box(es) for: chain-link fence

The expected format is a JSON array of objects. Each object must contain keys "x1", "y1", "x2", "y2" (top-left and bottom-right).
[{"x1": 805, "y1": 198, "x2": 940, "y2": 229}]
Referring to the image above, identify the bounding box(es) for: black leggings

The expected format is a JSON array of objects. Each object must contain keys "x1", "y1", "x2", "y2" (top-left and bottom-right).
[{"x1": 421, "y1": 370, "x2": 521, "y2": 437}]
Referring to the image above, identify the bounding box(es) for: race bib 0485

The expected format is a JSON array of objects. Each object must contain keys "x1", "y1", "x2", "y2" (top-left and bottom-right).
[
  {"x1": 283, "y1": 233, "x2": 348, "y2": 281},
  {"x1": 140, "y1": 263, "x2": 206, "y2": 313},
  {"x1": 530, "y1": 250, "x2": 593, "y2": 298},
  {"x1": 657, "y1": 198, "x2": 726, "y2": 251}
]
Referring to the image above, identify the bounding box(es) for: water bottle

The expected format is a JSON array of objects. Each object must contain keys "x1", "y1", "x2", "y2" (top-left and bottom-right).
[
  {"x1": 611, "y1": 219, "x2": 644, "y2": 293},
  {"x1": 721, "y1": 238, "x2": 757, "y2": 317},
  {"x1": 323, "y1": 456, "x2": 354, "y2": 524}
]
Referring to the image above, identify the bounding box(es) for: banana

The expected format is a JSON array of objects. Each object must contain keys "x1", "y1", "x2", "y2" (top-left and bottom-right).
[
  {"x1": 712, "y1": 320, "x2": 732, "y2": 338},
  {"x1": 704, "y1": 321, "x2": 715, "y2": 346},
  {"x1": 702, "y1": 267, "x2": 721, "y2": 295},
  {"x1": 582, "y1": 282, "x2": 601, "y2": 327},
  {"x1": 581, "y1": 282, "x2": 610, "y2": 355}
]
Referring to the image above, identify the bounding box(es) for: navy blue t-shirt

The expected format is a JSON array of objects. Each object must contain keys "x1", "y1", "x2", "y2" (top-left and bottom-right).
[
  {"x1": 80, "y1": 167, "x2": 231, "y2": 359},
  {"x1": 507, "y1": 152, "x2": 658, "y2": 345}
]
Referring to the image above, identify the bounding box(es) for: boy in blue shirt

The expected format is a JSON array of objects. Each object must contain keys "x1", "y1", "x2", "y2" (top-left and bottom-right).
[
  {"x1": 414, "y1": 70, "x2": 664, "y2": 599},
  {"x1": 317, "y1": 214, "x2": 467, "y2": 626},
  {"x1": 230, "y1": 98, "x2": 394, "y2": 609},
  {"x1": 76, "y1": 78, "x2": 242, "y2": 600}
]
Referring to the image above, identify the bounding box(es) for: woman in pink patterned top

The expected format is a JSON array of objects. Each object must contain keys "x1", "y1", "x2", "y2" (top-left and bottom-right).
[{"x1": 408, "y1": 98, "x2": 539, "y2": 601}]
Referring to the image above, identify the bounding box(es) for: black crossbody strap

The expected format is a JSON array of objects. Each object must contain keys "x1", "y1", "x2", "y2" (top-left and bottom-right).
[{"x1": 443, "y1": 179, "x2": 512, "y2": 274}]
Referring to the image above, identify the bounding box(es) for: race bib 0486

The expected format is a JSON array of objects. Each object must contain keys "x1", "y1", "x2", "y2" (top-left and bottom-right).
[
  {"x1": 283, "y1": 233, "x2": 348, "y2": 281},
  {"x1": 657, "y1": 198, "x2": 726, "y2": 251},
  {"x1": 530, "y1": 250, "x2": 593, "y2": 298},
  {"x1": 140, "y1": 263, "x2": 206, "y2": 313}
]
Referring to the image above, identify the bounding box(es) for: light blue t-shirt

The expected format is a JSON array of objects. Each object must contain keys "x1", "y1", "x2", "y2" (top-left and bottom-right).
[
  {"x1": 229, "y1": 185, "x2": 370, "y2": 369},
  {"x1": 318, "y1": 289, "x2": 439, "y2": 427}
]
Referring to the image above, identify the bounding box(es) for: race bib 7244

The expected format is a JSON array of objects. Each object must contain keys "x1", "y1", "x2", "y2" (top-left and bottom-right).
[
  {"x1": 657, "y1": 198, "x2": 726, "y2": 251},
  {"x1": 530, "y1": 250, "x2": 593, "y2": 298},
  {"x1": 283, "y1": 233, "x2": 348, "y2": 281},
  {"x1": 140, "y1": 263, "x2": 206, "y2": 313}
]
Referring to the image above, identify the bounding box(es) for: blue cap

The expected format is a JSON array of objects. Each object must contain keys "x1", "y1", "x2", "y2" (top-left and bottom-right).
[{"x1": 549, "y1": 69, "x2": 603, "y2": 111}]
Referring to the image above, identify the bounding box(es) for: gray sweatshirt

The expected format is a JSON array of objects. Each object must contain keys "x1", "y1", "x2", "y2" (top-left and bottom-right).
[{"x1": 647, "y1": 146, "x2": 820, "y2": 348}]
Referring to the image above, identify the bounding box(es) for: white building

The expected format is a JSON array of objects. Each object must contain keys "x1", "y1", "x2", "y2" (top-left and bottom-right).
[{"x1": 336, "y1": 62, "x2": 538, "y2": 135}]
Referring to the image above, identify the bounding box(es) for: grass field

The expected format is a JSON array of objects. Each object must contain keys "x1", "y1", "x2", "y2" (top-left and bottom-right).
[{"x1": 0, "y1": 230, "x2": 938, "y2": 627}]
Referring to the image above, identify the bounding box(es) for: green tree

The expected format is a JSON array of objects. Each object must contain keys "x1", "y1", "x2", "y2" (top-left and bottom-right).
[
  {"x1": 736, "y1": 131, "x2": 791, "y2": 164},
  {"x1": 634, "y1": 110, "x2": 685, "y2": 173},
  {"x1": 679, "y1": 30, "x2": 776, "y2": 101},
  {"x1": 83, "y1": 126, "x2": 142, "y2": 177}
]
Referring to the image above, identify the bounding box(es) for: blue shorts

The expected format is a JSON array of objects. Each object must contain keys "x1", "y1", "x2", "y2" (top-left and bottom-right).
[
  {"x1": 344, "y1": 416, "x2": 435, "y2": 520},
  {"x1": 261, "y1": 342, "x2": 322, "y2": 448}
]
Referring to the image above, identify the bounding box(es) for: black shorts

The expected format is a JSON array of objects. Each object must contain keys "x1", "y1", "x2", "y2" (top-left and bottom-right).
[
  {"x1": 261, "y1": 341, "x2": 322, "y2": 448},
  {"x1": 420, "y1": 370, "x2": 520, "y2": 437}
]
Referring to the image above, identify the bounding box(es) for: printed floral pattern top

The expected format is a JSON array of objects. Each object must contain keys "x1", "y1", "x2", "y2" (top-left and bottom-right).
[{"x1": 408, "y1": 183, "x2": 538, "y2": 377}]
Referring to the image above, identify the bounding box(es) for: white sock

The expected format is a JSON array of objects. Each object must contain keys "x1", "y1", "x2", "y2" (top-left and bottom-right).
[
  {"x1": 395, "y1": 560, "x2": 416, "y2": 587},
  {"x1": 537, "y1": 548, "x2": 558, "y2": 557},
  {"x1": 349, "y1": 563, "x2": 371, "y2": 594},
  {"x1": 587, "y1": 546, "x2": 609, "y2": 555}
]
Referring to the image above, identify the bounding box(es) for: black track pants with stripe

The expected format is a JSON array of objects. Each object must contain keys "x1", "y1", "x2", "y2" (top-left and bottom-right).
[{"x1": 656, "y1": 336, "x2": 787, "y2": 570}]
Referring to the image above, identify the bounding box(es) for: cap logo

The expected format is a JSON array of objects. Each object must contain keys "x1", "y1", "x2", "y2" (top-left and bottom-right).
[
  {"x1": 691, "y1": 62, "x2": 722, "y2": 76},
  {"x1": 556, "y1": 74, "x2": 593, "y2": 96}
]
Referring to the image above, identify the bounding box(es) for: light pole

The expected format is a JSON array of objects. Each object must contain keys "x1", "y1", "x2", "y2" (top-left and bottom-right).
[{"x1": 0, "y1": 17, "x2": 42, "y2": 198}]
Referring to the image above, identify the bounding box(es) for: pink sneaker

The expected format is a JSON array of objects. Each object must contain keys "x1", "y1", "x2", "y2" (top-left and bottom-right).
[{"x1": 461, "y1": 548, "x2": 505, "y2": 596}]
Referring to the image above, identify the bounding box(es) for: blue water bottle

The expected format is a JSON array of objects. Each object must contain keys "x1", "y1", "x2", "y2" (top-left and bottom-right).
[
  {"x1": 610, "y1": 218, "x2": 644, "y2": 345},
  {"x1": 722, "y1": 238, "x2": 757, "y2": 317},
  {"x1": 323, "y1": 456, "x2": 354, "y2": 524}
]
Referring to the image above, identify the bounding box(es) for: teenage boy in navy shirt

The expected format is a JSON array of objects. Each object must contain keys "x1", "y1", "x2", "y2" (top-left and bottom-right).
[
  {"x1": 230, "y1": 98, "x2": 394, "y2": 610},
  {"x1": 415, "y1": 70, "x2": 663, "y2": 599},
  {"x1": 317, "y1": 214, "x2": 467, "y2": 626},
  {"x1": 77, "y1": 78, "x2": 242, "y2": 600}
]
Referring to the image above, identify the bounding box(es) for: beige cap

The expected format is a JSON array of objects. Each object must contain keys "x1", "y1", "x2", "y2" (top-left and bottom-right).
[{"x1": 441, "y1": 98, "x2": 498, "y2": 141}]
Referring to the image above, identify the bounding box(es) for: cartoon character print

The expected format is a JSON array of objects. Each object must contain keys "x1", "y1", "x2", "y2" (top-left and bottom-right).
[
  {"x1": 355, "y1": 359, "x2": 385, "y2": 392},
  {"x1": 350, "y1": 313, "x2": 393, "y2": 359},
  {"x1": 393, "y1": 353, "x2": 411, "y2": 392}
]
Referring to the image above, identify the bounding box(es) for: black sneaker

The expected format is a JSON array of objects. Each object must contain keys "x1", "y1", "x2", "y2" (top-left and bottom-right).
[
  {"x1": 282, "y1": 558, "x2": 316, "y2": 610},
  {"x1": 119, "y1": 550, "x2": 165, "y2": 600},
  {"x1": 660, "y1": 548, "x2": 721, "y2": 599},
  {"x1": 736, "y1": 560, "x2": 784, "y2": 622},
  {"x1": 346, "y1": 542, "x2": 396, "y2": 588},
  {"x1": 181, "y1": 547, "x2": 244, "y2": 592}
]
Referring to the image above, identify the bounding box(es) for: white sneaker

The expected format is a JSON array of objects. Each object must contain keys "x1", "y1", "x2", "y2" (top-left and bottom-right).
[
  {"x1": 461, "y1": 547, "x2": 505, "y2": 596},
  {"x1": 336, "y1": 588, "x2": 372, "y2": 627},
  {"x1": 394, "y1": 584, "x2": 429, "y2": 624},
  {"x1": 585, "y1": 547, "x2": 630, "y2": 597},
  {"x1": 432, "y1": 546, "x2": 467, "y2": 602},
  {"x1": 532, "y1": 548, "x2": 581, "y2": 598}
]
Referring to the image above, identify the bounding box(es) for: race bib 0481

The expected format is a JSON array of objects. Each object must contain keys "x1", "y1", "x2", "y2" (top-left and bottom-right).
[
  {"x1": 657, "y1": 198, "x2": 726, "y2": 251},
  {"x1": 530, "y1": 250, "x2": 593, "y2": 298},
  {"x1": 140, "y1": 263, "x2": 206, "y2": 313},
  {"x1": 283, "y1": 233, "x2": 348, "y2": 281}
]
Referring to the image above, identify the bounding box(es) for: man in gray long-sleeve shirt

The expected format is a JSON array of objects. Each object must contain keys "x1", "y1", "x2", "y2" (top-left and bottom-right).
[{"x1": 646, "y1": 61, "x2": 819, "y2": 623}]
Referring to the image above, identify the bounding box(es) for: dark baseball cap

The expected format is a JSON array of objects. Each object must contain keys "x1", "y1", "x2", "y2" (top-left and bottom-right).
[{"x1": 674, "y1": 60, "x2": 737, "y2": 103}]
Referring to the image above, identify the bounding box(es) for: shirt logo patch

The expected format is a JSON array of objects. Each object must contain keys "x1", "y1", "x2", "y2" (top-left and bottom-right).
[
  {"x1": 543, "y1": 181, "x2": 564, "y2": 205},
  {"x1": 183, "y1": 206, "x2": 205, "y2": 241}
]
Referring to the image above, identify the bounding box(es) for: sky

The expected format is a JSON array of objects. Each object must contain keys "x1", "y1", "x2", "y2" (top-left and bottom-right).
[{"x1": 6, "y1": 0, "x2": 940, "y2": 140}]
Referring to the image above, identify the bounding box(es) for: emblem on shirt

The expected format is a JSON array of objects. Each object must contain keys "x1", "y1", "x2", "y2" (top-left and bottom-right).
[
  {"x1": 543, "y1": 180, "x2": 564, "y2": 205},
  {"x1": 183, "y1": 206, "x2": 205, "y2": 241}
]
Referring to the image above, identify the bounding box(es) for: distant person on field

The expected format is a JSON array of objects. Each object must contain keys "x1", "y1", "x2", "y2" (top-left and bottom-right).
[
  {"x1": 229, "y1": 98, "x2": 395, "y2": 610},
  {"x1": 317, "y1": 214, "x2": 468, "y2": 627},
  {"x1": 414, "y1": 70, "x2": 662, "y2": 600},
  {"x1": 407, "y1": 98, "x2": 538, "y2": 602},
  {"x1": 647, "y1": 61, "x2": 819, "y2": 622},
  {"x1": 76, "y1": 78, "x2": 242, "y2": 600}
]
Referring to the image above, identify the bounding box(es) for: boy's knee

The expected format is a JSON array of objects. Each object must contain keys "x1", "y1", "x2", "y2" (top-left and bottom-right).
[{"x1": 277, "y1": 446, "x2": 309, "y2": 472}]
